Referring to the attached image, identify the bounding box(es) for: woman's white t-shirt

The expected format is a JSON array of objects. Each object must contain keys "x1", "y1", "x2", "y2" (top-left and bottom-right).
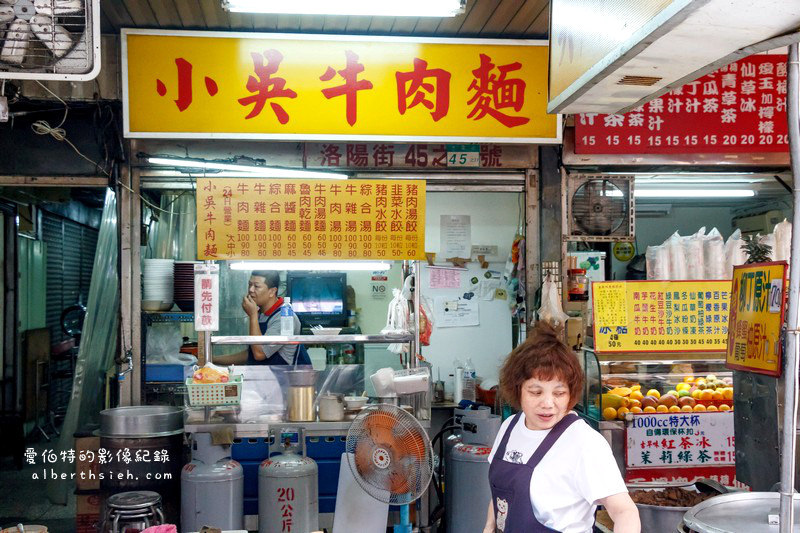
[{"x1": 487, "y1": 412, "x2": 627, "y2": 533}]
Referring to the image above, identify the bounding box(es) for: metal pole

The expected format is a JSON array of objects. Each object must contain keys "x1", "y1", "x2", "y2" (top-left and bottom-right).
[{"x1": 780, "y1": 42, "x2": 800, "y2": 533}]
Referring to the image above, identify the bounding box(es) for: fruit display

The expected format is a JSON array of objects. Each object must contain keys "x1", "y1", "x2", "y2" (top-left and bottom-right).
[{"x1": 601, "y1": 375, "x2": 733, "y2": 420}]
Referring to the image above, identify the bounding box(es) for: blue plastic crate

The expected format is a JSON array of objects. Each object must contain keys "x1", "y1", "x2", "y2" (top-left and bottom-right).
[{"x1": 145, "y1": 363, "x2": 192, "y2": 382}]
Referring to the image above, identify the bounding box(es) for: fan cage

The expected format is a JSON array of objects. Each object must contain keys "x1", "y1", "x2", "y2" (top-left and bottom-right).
[
  {"x1": 0, "y1": 0, "x2": 98, "y2": 78},
  {"x1": 346, "y1": 404, "x2": 434, "y2": 506},
  {"x1": 565, "y1": 174, "x2": 635, "y2": 242}
]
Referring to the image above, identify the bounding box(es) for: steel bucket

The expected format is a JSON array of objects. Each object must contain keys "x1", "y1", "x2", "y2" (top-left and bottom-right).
[{"x1": 635, "y1": 502, "x2": 691, "y2": 533}]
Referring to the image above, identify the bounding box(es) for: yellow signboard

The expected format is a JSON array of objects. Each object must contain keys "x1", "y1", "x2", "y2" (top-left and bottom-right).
[
  {"x1": 122, "y1": 29, "x2": 558, "y2": 142},
  {"x1": 592, "y1": 280, "x2": 732, "y2": 354},
  {"x1": 196, "y1": 178, "x2": 425, "y2": 261},
  {"x1": 726, "y1": 262, "x2": 787, "y2": 377}
]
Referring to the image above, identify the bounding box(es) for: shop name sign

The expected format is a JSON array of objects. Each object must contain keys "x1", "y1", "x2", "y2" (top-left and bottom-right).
[
  {"x1": 592, "y1": 281, "x2": 731, "y2": 354},
  {"x1": 626, "y1": 412, "x2": 735, "y2": 468},
  {"x1": 122, "y1": 29, "x2": 558, "y2": 143},
  {"x1": 726, "y1": 261, "x2": 787, "y2": 377},
  {"x1": 196, "y1": 178, "x2": 426, "y2": 261},
  {"x1": 575, "y1": 54, "x2": 788, "y2": 154}
]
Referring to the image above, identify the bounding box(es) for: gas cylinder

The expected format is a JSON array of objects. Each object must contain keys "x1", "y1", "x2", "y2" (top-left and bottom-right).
[
  {"x1": 446, "y1": 443, "x2": 493, "y2": 533},
  {"x1": 258, "y1": 436, "x2": 318, "y2": 533},
  {"x1": 181, "y1": 433, "x2": 244, "y2": 533}
]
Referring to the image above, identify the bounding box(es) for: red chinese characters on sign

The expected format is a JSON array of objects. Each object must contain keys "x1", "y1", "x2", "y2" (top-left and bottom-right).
[
  {"x1": 396, "y1": 58, "x2": 451, "y2": 122},
  {"x1": 156, "y1": 58, "x2": 218, "y2": 111},
  {"x1": 320, "y1": 50, "x2": 374, "y2": 126},
  {"x1": 277, "y1": 486, "x2": 295, "y2": 532},
  {"x1": 467, "y1": 54, "x2": 530, "y2": 128},
  {"x1": 575, "y1": 54, "x2": 789, "y2": 154},
  {"x1": 238, "y1": 50, "x2": 297, "y2": 123}
]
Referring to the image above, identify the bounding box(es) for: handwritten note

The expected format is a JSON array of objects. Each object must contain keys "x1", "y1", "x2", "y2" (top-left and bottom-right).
[{"x1": 429, "y1": 268, "x2": 462, "y2": 289}]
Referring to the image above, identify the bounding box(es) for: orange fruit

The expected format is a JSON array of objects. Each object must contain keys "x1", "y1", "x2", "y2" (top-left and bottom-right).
[
  {"x1": 684, "y1": 376, "x2": 695, "y2": 383},
  {"x1": 723, "y1": 388, "x2": 733, "y2": 400},
  {"x1": 617, "y1": 407, "x2": 630, "y2": 420},
  {"x1": 602, "y1": 407, "x2": 618, "y2": 420},
  {"x1": 630, "y1": 391, "x2": 644, "y2": 401},
  {"x1": 631, "y1": 385, "x2": 642, "y2": 392},
  {"x1": 643, "y1": 406, "x2": 657, "y2": 413},
  {"x1": 691, "y1": 390, "x2": 702, "y2": 399},
  {"x1": 630, "y1": 406, "x2": 643, "y2": 414},
  {"x1": 656, "y1": 405, "x2": 669, "y2": 413},
  {"x1": 669, "y1": 405, "x2": 681, "y2": 413},
  {"x1": 711, "y1": 390, "x2": 724, "y2": 401},
  {"x1": 719, "y1": 404, "x2": 731, "y2": 412},
  {"x1": 647, "y1": 389, "x2": 661, "y2": 399},
  {"x1": 693, "y1": 404, "x2": 707, "y2": 412},
  {"x1": 628, "y1": 399, "x2": 642, "y2": 409},
  {"x1": 700, "y1": 390, "x2": 713, "y2": 401},
  {"x1": 707, "y1": 405, "x2": 719, "y2": 412},
  {"x1": 681, "y1": 405, "x2": 694, "y2": 413}
]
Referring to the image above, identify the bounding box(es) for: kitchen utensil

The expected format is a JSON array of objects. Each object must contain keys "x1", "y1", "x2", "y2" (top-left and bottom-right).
[
  {"x1": 319, "y1": 394, "x2": 345, "y2": 421},
  {"x1": 287, "y1": 369, "x2": 317, "y2": 422},
  {"x1": 344, "y1": 396, "x2": 368, "y2": 410},
  {"x1": 694, "y1": 478, "x2": 728, "y2": 495}
]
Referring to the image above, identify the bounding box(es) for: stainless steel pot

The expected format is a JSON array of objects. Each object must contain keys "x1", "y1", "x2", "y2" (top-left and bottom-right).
[
  {"x1": 683, "y1": 492, "x2": 800, "y2": 532},
  {"x1": 635, "y1": 502, "x2": 691, "y2": 533},
  {"x1": 100, "y1": 406, "x2": 183, "y2": 437},
  {"x1": 287, "y1": 369, "x2": 317, "y2": 387}
]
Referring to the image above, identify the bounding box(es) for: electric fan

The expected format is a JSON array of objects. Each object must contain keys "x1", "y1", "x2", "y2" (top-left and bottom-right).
[{"x1": 338, "y1": 404, "x2": 434, "y2": 533}]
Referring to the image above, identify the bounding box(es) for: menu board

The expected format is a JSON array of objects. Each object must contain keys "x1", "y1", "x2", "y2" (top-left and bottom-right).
[
  {"x1": 196, "y1": 178, "x2": 426, "y2": 261},
  {"x1": 626, "y1": 412, "x2": 735, "y2": 468},
  {"x1": 726, "y1": 261, "x2": 787, "y2": 377},
  {"x1": 592, "y1": 280, "x2": 732, "y2": 353}
]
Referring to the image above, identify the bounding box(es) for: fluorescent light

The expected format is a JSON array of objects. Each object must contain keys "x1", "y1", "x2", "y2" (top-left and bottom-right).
[
  {"x1": 146, "y1": 157, "x2": 348, "y2": 180},
  {"x1": 635, "y1": 189, "x2": 755, "y2": 198},
  {"x1": 230, "y1": 261, "x2": 392, "y2": 271},
  {"x1": 222, "y1": 0, "x2": 464, "y2": 16}
]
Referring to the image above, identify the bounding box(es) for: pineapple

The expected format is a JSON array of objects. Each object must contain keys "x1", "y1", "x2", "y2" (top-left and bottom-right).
[{"x1": 743, "y1": 235, "x2": 772, "y2": 264}]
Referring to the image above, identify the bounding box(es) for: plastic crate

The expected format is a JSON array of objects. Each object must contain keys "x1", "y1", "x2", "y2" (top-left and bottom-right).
[{"x1": 185, "y1": 375, "x2": 242, "y2": 406}]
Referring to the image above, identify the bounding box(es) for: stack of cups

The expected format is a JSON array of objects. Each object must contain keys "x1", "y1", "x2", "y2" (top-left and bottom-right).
[{"x1": 142, "y1": 259, "x2": 174, "y2": 311}]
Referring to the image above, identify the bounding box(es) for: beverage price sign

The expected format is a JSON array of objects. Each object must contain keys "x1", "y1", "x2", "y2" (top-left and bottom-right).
[
  {"x1": 593, "y1": 280, "x2": 732, "y2": 354},
  {"x1": 196, "y1": 178, "x2": 426, "y2": 261}
]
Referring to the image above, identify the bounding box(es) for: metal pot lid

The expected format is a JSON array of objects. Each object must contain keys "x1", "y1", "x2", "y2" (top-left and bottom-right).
[
  {"x1": 683, "y1": 492, "x2": 800, "y2": 532},
  {"x1": 107, "y1": 490, "x2": 162, "y2": 509},
  {"x1": 100, "y1": 406, "x2": 184, "y2": 438}
]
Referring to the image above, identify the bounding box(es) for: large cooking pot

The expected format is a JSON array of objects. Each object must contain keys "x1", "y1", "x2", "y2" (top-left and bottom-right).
[
  {"x1": 683, "y1": 492, "x2": 800, "y2": 532},
  {"x1": 99, "y1": 406, "x2": 185, "y2": 526},
  {"x1": 635, "y1": 502, "x2": 692, "y2": 533}
]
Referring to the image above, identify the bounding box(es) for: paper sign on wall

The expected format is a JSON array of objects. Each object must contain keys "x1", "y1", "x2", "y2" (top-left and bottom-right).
[
  {"x1": 434, "y1": 296, "x2": 479, "y2": 328},
  {"x1": 440, "y1": 215, "x2": 471, "y2": 259},
  {"x1": 429, "y1": 267, "x2": 462, "y2": 289},
  {"x1": 194, "y1": 263, "x2": 220, "y2": 331}
]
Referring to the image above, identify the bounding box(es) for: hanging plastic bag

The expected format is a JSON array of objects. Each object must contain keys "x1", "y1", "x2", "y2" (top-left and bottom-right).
[
  {"x1": 684, "y1": 227, "x2": 706, "y2": 280},
  {"x1": 703, "y1": 228, "x2": 726, "y2": 280},
  {"x1": 724, "y1": 229, "x2": 747, "y2": 277},
  {"x1": 774, "y1": 219, "x2": 792, "y2": 262},
  {"x1": 537, "y1": 275, "x2": 569, "y2": 329},
  {"x1": 760, "y1": 232, "x2": 777, "y2": 262},
  {"x1": 382, "y1": 288, "x2": 410, "y2": 354},
  {"x1": 667, "y1": 232, "x2": 688, "y2": 280},
  {"x1": 645, "y1": 245, "x2": 671, "y2": 280},
  {"x1": 419, "y1": 296, "x2": 434, "y2": 346}
]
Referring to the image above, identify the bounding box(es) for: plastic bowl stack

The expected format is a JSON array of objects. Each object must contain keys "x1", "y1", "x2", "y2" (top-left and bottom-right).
[
  {"x1": 174, "y1": 261, "x2": 200, "y2": 312},
  {"x1": 142, "y1": 259, "x2": 174, "y2": 311}
]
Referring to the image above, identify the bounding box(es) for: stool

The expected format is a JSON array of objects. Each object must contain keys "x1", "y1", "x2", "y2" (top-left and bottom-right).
[{"x1": 101, "y1": 490, "x2": 165, "y2": 533}]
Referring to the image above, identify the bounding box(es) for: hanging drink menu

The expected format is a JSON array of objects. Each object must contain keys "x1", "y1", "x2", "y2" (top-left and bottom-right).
[
  {"x1": 196, "y1": 178, "x2": 426, "y2": 261},
  {"x1": 593, "y1": 281, "x2": 732, "y2": 354}
]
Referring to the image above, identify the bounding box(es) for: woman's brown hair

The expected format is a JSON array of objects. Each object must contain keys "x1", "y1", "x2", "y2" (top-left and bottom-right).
[{"x1": 498, "y1": 321, "x2": 584, "y2": 410}]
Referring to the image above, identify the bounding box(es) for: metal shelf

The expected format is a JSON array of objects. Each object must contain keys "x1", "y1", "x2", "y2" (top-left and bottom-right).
[
  {"x1": 209, "y1": 334, "x2": 413, "y2": 345},
  {"x1": 184, "y1": 418, "x2": 431, "y2": 438}
]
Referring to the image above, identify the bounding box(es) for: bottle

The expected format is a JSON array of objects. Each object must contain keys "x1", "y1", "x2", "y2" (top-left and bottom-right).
[
  {"x1": 280, "y1": 297, "x2": 295, "y2": 336},
  {"x1": 462, "y1": 358, "x2": 476, "y2": 402},
  {"x1": 453, "y1": 359, "x2": 464, "y2": 404}
]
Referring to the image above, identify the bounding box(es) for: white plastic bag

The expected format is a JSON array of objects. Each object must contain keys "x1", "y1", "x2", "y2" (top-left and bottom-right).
[
  {"x1": 537, "y1": 276, "x2": 569, "y2": 329},
  {"x1": 382, "y1": 288, "x2": 410, "y2": 355},
  {"x1": 760, "y1": 232, "x2": 777, "y2": 262},
  {"x1": 774, "y1": 219, "x2": 792, "y2": 262},
  {"x1": 667, "y1": 232, "x2": 688, "y2": 280},
  {"x1": 703, "y1": 228, "x2": 726, "y2": 280},
  {"x1": 646, "y1": 245, "x2": 671, "y2": 280},
  {"x1": 684, "y1": 227, "x2": 706, "y2": 280},
  {"x1": 725, "y1": 229, "x2": 747, "y2": 277}
]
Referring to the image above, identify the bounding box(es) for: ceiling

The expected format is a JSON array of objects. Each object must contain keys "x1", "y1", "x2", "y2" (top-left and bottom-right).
[{"x1": 99, "y1": 0, "x2": 550, "y2": 38}]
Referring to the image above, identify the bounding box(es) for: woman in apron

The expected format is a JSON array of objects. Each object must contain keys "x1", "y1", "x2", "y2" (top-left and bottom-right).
[{"x1": 483, "y1": 323, "x2": 640, "y2": 533}]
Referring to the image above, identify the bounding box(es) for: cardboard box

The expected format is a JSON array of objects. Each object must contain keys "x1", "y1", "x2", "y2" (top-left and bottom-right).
[
  {"x1": 74, "y1": 434, "x2": 100, "y2": 491},
  {"x1": 75, "y1": 491, "x2": 101, "y2": 533}
]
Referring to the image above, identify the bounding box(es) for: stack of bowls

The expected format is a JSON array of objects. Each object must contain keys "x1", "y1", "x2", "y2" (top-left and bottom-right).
[
  {"x1": 142, "y1": 259, "x2": 174, "y2": 311},
  {"x1": 174, "y1": 261, "x2": 200, "y2": 312}
]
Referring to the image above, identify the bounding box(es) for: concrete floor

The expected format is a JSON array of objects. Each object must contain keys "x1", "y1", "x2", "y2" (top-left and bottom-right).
[{"x1": 0, "y1": 442, "x2": 77, "y2": 532}]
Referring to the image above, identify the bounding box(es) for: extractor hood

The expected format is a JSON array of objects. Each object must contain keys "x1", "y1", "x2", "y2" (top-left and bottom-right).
[{"x1": 547, "y1": 0, "x2": 800, "y2": 114}]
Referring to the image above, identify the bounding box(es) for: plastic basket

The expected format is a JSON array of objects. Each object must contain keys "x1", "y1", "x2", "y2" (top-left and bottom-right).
[{"x1": 185, "y1": 375, "x2": 243, "y2": 406}]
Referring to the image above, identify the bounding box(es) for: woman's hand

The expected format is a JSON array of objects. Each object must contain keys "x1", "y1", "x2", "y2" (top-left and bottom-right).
[
  {"x1": 600, "y1": 492, "x2": 640, "y2": 533},
  {"x1": 242, "y1": 294, "x2": 259, "y2": 317}
]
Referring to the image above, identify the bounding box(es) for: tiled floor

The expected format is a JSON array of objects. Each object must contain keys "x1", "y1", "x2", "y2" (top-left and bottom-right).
[{"x1": 0, "y1": 441, "x2": 77, "y2": 532}]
